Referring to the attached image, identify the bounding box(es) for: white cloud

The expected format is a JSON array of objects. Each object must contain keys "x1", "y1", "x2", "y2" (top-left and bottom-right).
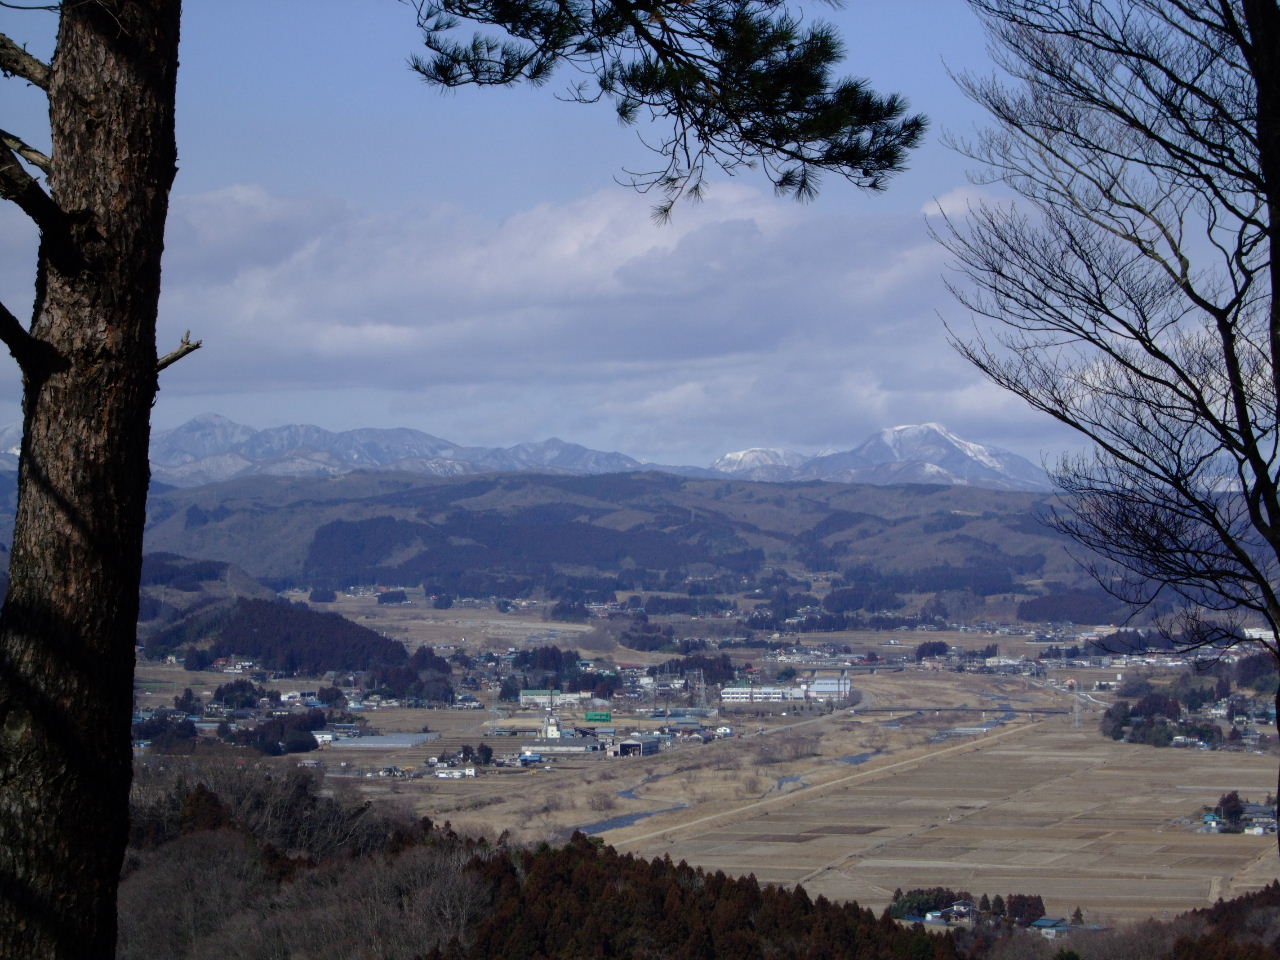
[
  {"x1": 922, "y1": 185, "x2": 995, "y2": 218},
  {"x1": 141, "y1": 180, "x2": 1066, "y2": 465}
]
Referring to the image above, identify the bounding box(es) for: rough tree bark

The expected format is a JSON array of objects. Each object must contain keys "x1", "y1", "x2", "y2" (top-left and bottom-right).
[{"x1": 0, "y1": 4, "x2": 182, "y2": 957}]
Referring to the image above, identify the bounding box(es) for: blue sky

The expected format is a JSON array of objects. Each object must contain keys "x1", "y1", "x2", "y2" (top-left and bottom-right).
[{"x1": 0, "y1": 1, "x2": 1080, "y2": 467}]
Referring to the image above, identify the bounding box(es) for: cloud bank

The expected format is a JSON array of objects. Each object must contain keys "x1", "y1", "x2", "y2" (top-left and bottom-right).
[{"x1": 2, "y1": 181, "x2": 1071, "y2": 468}]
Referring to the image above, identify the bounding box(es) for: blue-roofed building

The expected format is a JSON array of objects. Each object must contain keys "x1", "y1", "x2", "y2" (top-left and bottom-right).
[{"x1": 1030, "y1": 918, "x2": 1071, "y2": 939}]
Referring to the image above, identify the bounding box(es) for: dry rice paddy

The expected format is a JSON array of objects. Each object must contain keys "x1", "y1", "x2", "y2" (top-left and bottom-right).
[{"x1": 139, "y1": 642, "x2": 1280, "y2": 925}]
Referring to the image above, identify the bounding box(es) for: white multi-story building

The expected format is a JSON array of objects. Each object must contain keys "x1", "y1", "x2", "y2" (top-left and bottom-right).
[
  {"x1": 806, "y1": 674, "x2": 853, "y2": 701},
  {"x1": 720, "y1": 684, "x2": 804, "y2": 703}
]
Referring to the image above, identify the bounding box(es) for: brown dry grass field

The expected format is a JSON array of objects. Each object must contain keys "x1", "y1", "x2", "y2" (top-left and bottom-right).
[
  {"x1": 612, "y1": 718, "x2": 1280, "y2": 924},
  {"x1": 279, "y1": 591, "x2": 601, "y2": 655},
  {"x1": 136, "y1": 606, "x2": 1276, "y2": 926},
  {"x1": 276, "y1": 592, "x2": 1105, "y2": 665}
]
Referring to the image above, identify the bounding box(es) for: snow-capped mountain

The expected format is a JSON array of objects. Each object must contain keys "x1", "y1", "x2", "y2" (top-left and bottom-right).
[
  {"x1": 857, "y1": 423, "x2": 1048, "y2": 490},
  {"x1": 473, "y1": 438, "x2": 642, "y2": 474},
  {"x1": 148, "y1": 413, "x2": 259, "y2": 465},
  {"x1": 0, "y1": 422, "x2": 22, "y2": 473},
  {"x1": 0, "y1": 414, "x2": 1050, "y2": 490},
  {"x1": 711, "y1": 448, "x2": 807, "y2": 482},
  {"x1": 146, "y1": 416, "x2": 649, "y2": 486},
  {"x1": 716, "y1": 424, "x2": 1050, "y2": 492}
]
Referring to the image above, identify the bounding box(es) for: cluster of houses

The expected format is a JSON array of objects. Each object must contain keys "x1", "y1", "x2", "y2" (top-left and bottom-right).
[
  {"x1": 516, "y1": 670, "x2": 858, "y2": 707},
  {"x1": 493, "y1": 709, "x2": 736, "y2": 765},
  {"x1": 1202, "y1": 798, "x2": 1277, "y2": 835},
  {"x1": 904, "y1": 900, "x2": 1098, "y2": 942}
]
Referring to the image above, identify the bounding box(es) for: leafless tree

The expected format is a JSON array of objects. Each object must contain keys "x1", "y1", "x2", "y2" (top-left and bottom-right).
[
  {"x1": 116, "y1": 830, "x2": 271, "y2": 960},
  {"x1": 588, "y1": 789, "x2": 618, "y2": 811},
  {"x1": 939, "y1": 0, "x2": 1280, "y2": 824}
]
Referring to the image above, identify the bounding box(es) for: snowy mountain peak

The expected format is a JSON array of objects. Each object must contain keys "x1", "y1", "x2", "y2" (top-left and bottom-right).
[
  {"x1": 884, "y1": 421, "x2": 948, "y2": 436},
  {"x1": 142, "y1": 415, "x2": 1049, "y2": 491},
  {"x1": 717, "y1": 424, "x2": 1050, "y2": 492},
  {"x1": 147, "y1": 416, "x2": 648, "y2": 486},
  {"x1": 859, "y1": 423, "x2": 998, "y2": 469},
  {"x1": 150, "y1": 414, "x2": 260, "y2": 466},
  {"x1": 846, "y1": 423, "x2": 1045, "y2": 490},
  {"x1": 883, "y1": 423, "x2": 968, "y2": 451},
  {"x1": 712, "y1": 448, "x2": 805, "y2": 472}
]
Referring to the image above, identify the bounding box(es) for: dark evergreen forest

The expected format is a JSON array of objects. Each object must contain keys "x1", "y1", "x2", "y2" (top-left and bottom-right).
[{"x1": 118, "y1": 762, "x2": 1280, "y2": 960}]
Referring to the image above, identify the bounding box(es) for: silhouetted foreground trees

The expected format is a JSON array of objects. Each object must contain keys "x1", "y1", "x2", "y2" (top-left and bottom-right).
[
  {"x1": 439, "y1": 839, "x2": 956, "y2": 960},
  {"x1": 118, "y1": 760, "x2": 1280, "y2": 960},
  {"x1": 120, "y1": 760, "x2": 957, "y2": 960}
]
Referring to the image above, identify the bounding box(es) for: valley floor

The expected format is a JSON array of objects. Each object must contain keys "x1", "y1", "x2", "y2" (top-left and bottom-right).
[
  {"x1": 139, "y1": 656, "x2": 1280, "y2": 926},
  {"x1": 615, "y1": 708, "x2": 1280, "y2": 924}
]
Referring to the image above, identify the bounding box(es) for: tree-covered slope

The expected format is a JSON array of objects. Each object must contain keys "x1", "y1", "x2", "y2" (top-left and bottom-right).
[{"x1": 144, "y1": 472, "x2": 1079, "y2": 594}]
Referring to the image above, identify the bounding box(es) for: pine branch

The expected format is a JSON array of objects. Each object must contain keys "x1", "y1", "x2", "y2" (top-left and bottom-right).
[
  {"x1": 0, "y1": 138, "x2": 59, "y2": 230},
  {"x1": 157, "y1": 331, "x2": 202, "y2": 372},
  {"x1": 0, "y1": 297, "x2": 61, "y2": 378},
  {"x1": 410, "y1": 0, "x2": 925, "y2": 210},
  {"x1": 0, "y1": 128, "x2": 50, "y2": 174},
  {"x1": 0, "y1": 32, "x2": 50, "y2": 89}
]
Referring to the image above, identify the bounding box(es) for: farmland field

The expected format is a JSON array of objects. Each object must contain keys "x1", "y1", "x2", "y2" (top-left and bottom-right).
[
  {"x1": 606, "y1": 693, "x2": 1280, "y2": 923},
  {"x1": 138, "y1": 629, "x2": 1280, "y2": 925}
]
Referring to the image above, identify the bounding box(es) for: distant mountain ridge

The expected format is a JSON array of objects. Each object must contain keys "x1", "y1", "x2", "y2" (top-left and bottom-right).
[
  {"x1": 806, "y1": 423, "x2": 1049, "y2": 492},
  {"x1": 139, "y1": 414, "x2": 1051, "y2": 491}
]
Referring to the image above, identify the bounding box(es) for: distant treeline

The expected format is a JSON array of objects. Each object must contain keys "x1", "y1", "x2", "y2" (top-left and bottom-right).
[
  {"x1": 497, "y1": 645, "x2": 622, "y2": 699},
  {"x1": 744, "y1": 606, "x2": 944, "y2": 634},
  {"x1": 631, "y1": 594, "x2": 736, "y2": 616},
  {"x1": 300, "y1": 512, "x2": 778, "y2": 604},
  {"x1": 889, "y1": 887, "x2": 1044, "y2": 925},
  {"x1": 1098, "y1": 651, "x2": 1277, "y2": 748},
  {"x1": 364, "y1": 646, "x2": 454, "y2": 702},
  {"x1": 140, "y1": 552, "x2": 230, "y2": 592},
  {"x1": 651, "y1": 653, "x2": 736, "y2": 685},
  {"x1": 619, "y1": 623, "x2": 696, "y2": 653},
  {"x1": 1016, "y1": 587, "x2": 1138, "y2": 624},
  {"x1": 832, "y1": 561, "x2": 1036, "y2": 604},
  {"x1": 1098, "y1": 697, "x2": 1226, "y2": 748}
]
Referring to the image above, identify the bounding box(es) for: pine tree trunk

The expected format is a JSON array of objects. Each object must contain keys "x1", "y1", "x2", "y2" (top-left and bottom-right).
[{"x1": 0, "y1": 4, "x2": 180, "y2": 957}]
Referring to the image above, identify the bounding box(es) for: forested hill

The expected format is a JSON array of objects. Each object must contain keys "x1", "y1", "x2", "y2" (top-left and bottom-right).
[
  {"x1": 137, "y1": 470, "x2": 1141, "y2": 622},
  {"x1": 145, "y1": 597, "x2": 408, "y2": 673},
  {"x1": 120, "y1": 762, "x2": 1280, "y2": 960},
  {"x1": 123, "y1": 762, "x2": 958, "y2": 960}
]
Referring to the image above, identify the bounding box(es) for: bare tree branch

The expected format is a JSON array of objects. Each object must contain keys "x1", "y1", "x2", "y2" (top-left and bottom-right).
[
  {"x1": 0, "y1": 128, "x2": 49, "y2": 173},
  {"x1": 0, "y1": 32, "x2": 50, "y2": 89},
  {"x1": 0, "y1": 296, "x2": 62, "y2": 377},
  {"x1": 942, "y1": 2, "x2": 1280, "y2": 703},
  {"x1": 0, "y1": 137, "x2": 59, "y2": 230},
  {"x1": 156, "y1": 330, "x2": 202, "y2": 372}
]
